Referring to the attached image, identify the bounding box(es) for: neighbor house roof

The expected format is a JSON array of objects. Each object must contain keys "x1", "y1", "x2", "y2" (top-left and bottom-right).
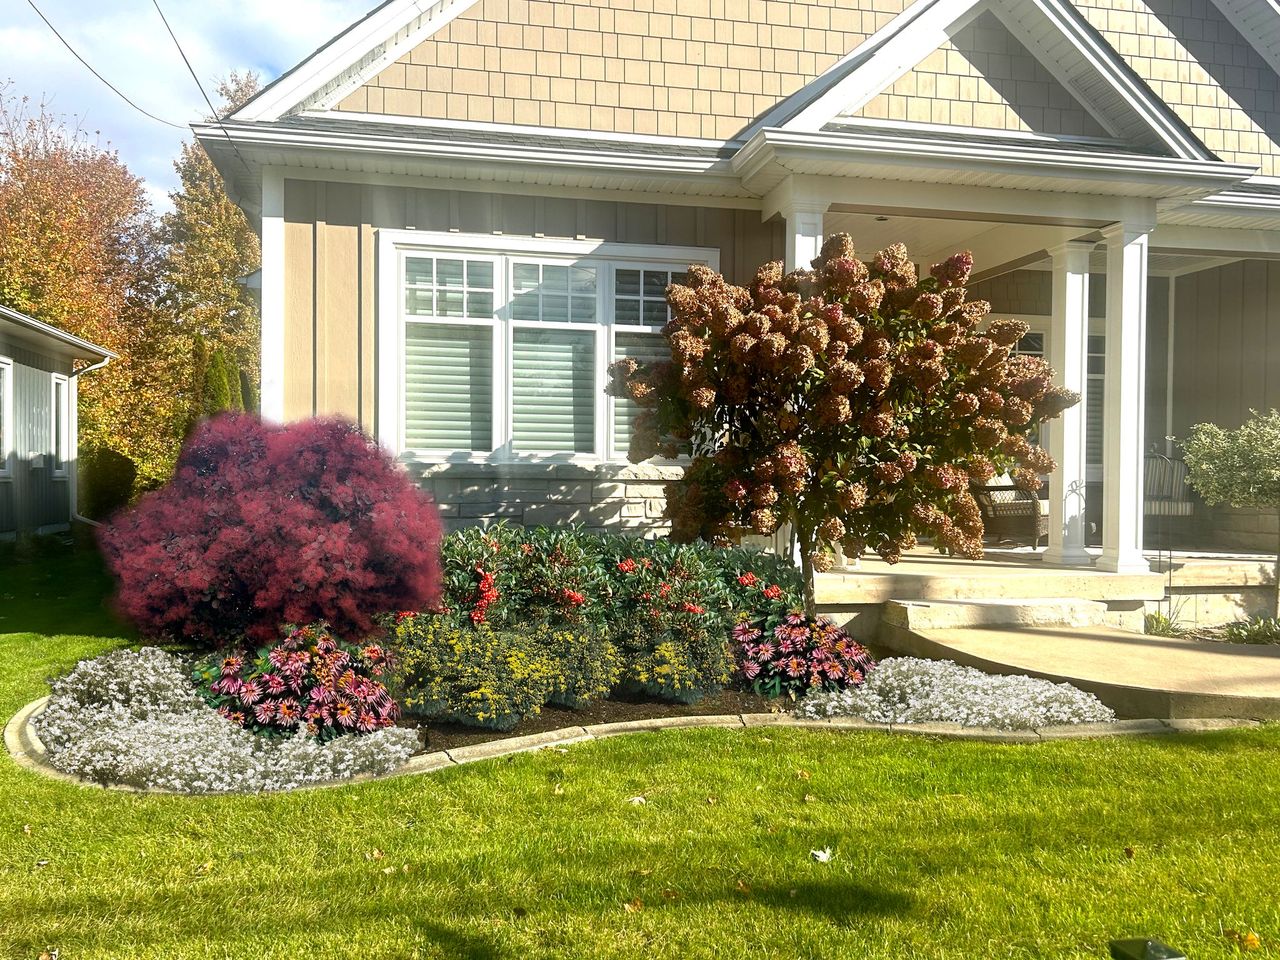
[{"x1": 0, "y1": 304, "x2": 117, "y2": 364}]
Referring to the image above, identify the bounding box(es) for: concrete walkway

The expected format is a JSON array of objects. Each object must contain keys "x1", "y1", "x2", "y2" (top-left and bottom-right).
[{"x1": 881, "y1": 619, "x2": 1280, "y2": 720}]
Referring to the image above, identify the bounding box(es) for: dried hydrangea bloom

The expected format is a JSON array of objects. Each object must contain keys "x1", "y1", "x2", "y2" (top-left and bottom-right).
[
  {"x1": 797, "y1": 322, "x2": 830, "y2": 353},
  {"x1": 784, "y1": 344, "x2": 817, "y2": 376},
  {"x1": 874, "y1": 462, "x2": 905, "y2": 484},
  {"x1": 910, "y1": 292, "x2": 944, "y2": 322},
  {"x1": 859, "y1": 410, "x2": 894, "y2": 438},
  {"x1": 750, "y1": 508, "x2": 778, "y2": 535},
  {"x1": 967, "y1": 455, "x2": 997, "y2": 483},
  {"x1": 959, "y1": 299, "x2": 993, "y2": 325},
  {"x1": 953, "y1": 392, "x2": 980, "y2": 417},
  {"x1": 828, "y1": 340, "x2": 850, "y2": 361},
  {"x1": 1002, "y1": 397, "x2": 1033, "y2": 426},
  {"x1": 986, "y1": 317, "x2": 1029, "y2": 347},
  {"x1": 1012, "y1": 468, "x2": 1042, "y2": 492},
  {"x1": 752, "y1": 483, "x2": 779, "y2": 507},
  {"x1": 941, "y1": 288, "x2": 967, "y2": 313},
  {"x1": 931, "y1": 322, "x2": 962, "y2": 345},
  {"x1": 838, "y1": 483, "x2": 867, "y2": 512},
  {"x1": 759, "y1": 333, "x2": 787, "y2": 363},
  {"x1": 689, "y1": 386, "x2": 717, "y2": 410},
  {"x1": 1024, "y1": 447, "x2": 1056, "y2": 474},
  {"x1": 978, "y1": 388, "x2": 1005, "y2": 414},
  {"x1": 929, "y1": 251, "x2": 975, "y2": 288},
  {"x1": 774, "y1": 440, "x2": 809, "y2": 477},
  {"x1": 828, "y1": 360, "x2": 864, "y2": 392},
  {"x1": 873, "y1": 243, "x2": 916, "y2": 286},
  {"x1": 848, "y1": 280, "x2": 885, "y2": 314},
  {"x1": 973, "y1": 417, "x2": 1008, "y2": 448},
  {"x1": 863, "y1": 359, "x2": 893, "y2": 393},
  {"x1": 818, "y1": 516, "x2": 846, "y2": 542},
  {"x1": 810, "y1": 551, "x2": 836, "y2": 573}
]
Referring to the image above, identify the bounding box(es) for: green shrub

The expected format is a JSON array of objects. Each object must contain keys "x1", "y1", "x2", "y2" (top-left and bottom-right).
[
  {"x1": 1144, "y1": 611, "x2": 1184, "y2": 638},
  {"x1": 392, "y1": 616, "x2": 555, "y2": 731},
  {"x1": 539, "y1": 626, "x2": 622, "y2": 709},
  {"x1": 80, "y1": 446, "x2": 137, "y2": 521},
  {"x1": 1222, "y1": 617, "x2": 1280, "y2": 645},
  {"x1": 425, "y1": 522, "x2": 801, "y2": 704}
]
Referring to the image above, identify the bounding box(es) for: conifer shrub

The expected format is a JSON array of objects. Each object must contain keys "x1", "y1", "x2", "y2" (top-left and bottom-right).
[{"x1": 100, "y1": 414, "x2": 443, "y2": 648}]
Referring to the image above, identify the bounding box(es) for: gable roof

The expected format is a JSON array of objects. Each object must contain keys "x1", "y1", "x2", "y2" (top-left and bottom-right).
[
  {"x1": 233, "y1": 0, "x2": 484, "y2": 122},
  {"x1": 751, "y1": 0, "x2": 1214, "y2": 161},
  {"x1": 1211, "y1": 0, "x2": 1280, "y2": 79}
]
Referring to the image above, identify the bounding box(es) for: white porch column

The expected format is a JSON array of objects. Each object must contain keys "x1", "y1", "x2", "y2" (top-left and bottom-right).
[
  {"x1": 1043, "y1": 240, "x2": 1094, "y2": 566},
  {"x1": 782, "y1": 203, "x2": 827, "y2": 271},
  {"x1": 1098, "y1": 221, "x2": 1152, "y2": 574}
]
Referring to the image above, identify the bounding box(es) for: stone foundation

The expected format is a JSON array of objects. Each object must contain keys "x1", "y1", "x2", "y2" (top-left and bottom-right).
[{"x1": 406, "y1": 460, "x2": 685, "y2": 534}]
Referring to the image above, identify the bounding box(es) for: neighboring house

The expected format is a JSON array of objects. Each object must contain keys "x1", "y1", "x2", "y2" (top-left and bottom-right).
[
  {"x1": 0, "y1": 305, "x2": 115, "y2": 538},
  {"x1": 197, "y1": 0, "x2": 1280, "y2": 566}
]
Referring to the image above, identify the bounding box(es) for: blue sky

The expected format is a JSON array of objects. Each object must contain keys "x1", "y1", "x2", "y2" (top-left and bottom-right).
[{"x1": 1, "y1": 0, "x2": 373, "y2": 210}]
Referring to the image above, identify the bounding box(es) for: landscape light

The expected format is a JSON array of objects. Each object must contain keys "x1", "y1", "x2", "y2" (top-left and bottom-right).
[{"x1": 1109, "y1": 938, "x2": 1187, "y2": 960}]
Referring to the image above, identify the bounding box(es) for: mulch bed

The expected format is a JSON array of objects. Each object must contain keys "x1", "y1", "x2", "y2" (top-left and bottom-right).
[{"x1": 404, "y1": 689, "x2": 783, "y2": 753}]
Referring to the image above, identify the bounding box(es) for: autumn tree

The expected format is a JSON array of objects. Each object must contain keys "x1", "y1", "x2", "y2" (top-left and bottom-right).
[
  {"x1": 0, "y1": 86, "x2": 191, "y2": 487},
  {"x1": 609, "y1": 235, "x2": 1079, "y2": 614},
  {"x1": 160, "y1": 72, "x2": 261, "y2": 426}
]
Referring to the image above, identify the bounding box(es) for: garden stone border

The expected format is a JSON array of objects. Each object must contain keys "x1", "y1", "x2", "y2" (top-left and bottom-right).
[{"x1": 3, "y1": 695, "x2": 1264, "y2": 796}]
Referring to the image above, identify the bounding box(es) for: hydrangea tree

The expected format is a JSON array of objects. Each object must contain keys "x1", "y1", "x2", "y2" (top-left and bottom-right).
[
  {"x1": 1183, "y1": 409, "x2": 1280, "y2": 602},
  {"x1": 608, "y1": 234, "x2": 1079, "y2": 615}
]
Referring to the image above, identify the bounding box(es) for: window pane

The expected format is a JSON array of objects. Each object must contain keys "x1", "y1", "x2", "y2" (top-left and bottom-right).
[
  {"x1": 616, "y1": 269, "x2": 641, "y2": 297},
  {"x1": 467, "y1": 291, "x2": 494, "y2": 319},
  {"x1": 613, "y1": 332, "x2": 670, "y2": 457},
  {"x1": 542, "y1": 264, "x2": 569, "y2": 292},
  {"x1": 642, "y1": 301, "x2": 668, "y2": 327},
  {"x1": 406, "y1": 258, "x2": 433, "y2": 286},
  {"x1": 513, "y1": 262, "x2": 540, "y2": 291},
  {"x1": 542, "y1": 295, "x2": 569, "y2": 323},
  {"x1": 405, "y1": 288, "x2": 434, "y2": 315},
  {"x1": 1016, "y1": 333, "x2": 1044, "y2": 355},
  {"x1": 437, "y1": 259, "x2": 465, "y2": 288},
  {"x1": 643, "y1": 270, "x2": 669, "y2": 298},
  {"x1": 1086, "y1": 380, "x2": 1104, "y2": 467},
  {"x1": 405, "y1": 324, "x2": 493, "y2": 451},
  {"x1": 615, "y1": 299, "x2": 641, "y2": 325},
  {"x1": 512, "y1": 292, "x2": 540, "y2": 322},
  {"x1": 572, "y1": 296, "x2": 596, "y2": 323},
  {"x1": 572, "y1": 266, "x2": 597, "y2": 295},
  {"x1": 513, "y1": 329, "x2": 595, "y2": 454},
  {"x1": 437, "y1": 290, "x2": 464, "y2": 318},
  {"x1": 467, "y1": 261, "x2": 493, "y2": 289}
]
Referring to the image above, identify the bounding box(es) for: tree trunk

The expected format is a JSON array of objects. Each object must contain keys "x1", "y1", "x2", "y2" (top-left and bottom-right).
[{"x1": 798, "y1": 524, "x2": 817, "y2": 620}]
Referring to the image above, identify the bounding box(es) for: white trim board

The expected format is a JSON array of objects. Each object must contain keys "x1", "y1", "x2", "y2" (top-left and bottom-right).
[
  {"x1": 0, "y1": 355, "x2": 12, "y2": 481},
  {"x1": 233, "y1": 0, "x2": 483, "y2": 122}
]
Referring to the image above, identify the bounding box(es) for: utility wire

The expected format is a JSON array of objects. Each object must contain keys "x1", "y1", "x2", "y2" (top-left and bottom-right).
[
  {"x1": 24, "y1": 0, "x2": 186, "y2": 129},
  {"x1": 149, "y1": 0, "x2": 249, "y2": 170}
]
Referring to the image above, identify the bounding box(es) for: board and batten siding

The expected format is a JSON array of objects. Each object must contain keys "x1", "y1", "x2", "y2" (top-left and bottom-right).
[
  {"x1": 281, "y1": 178, "x2": 784, "y2": 533},
  {"x1": 0, "y1": 337, "x2": 73, "y2": 536},
  {"x1": 1171, "y1": 260, "x2": 1280, "y2": 552}
]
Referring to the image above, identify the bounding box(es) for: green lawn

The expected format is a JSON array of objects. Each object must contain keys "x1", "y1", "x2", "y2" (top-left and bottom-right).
[{"x1": 2, "y1": 544, "x2": 1280, "y2": 959}]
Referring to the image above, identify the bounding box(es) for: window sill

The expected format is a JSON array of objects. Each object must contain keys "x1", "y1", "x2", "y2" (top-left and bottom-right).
[{"x1": 400, "y1": 457, "x2": 687, "y2": 482}]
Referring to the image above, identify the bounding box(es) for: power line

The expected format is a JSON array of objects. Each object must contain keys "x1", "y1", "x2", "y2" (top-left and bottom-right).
[
  {"x1": 23, "y1": 0, "x2": 186, "y2": 130},
  {"x1": 149, "y1": 0, "x2": 248, "y2": 170}
]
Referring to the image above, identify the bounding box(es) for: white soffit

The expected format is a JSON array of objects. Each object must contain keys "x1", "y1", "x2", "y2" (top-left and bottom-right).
[{"x1": 231, "y1": 0, "x2": 483, "y2": 122}]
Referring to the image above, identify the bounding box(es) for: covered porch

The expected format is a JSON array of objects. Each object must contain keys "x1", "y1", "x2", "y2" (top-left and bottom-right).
[{"x1": 753, "y1": 153, "x2": 1280, "y2": 571}]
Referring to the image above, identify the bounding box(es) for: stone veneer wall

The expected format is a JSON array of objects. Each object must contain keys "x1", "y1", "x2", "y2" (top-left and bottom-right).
[{"x1": 408, "y1": 461, "x2": 685, "y2": 534}]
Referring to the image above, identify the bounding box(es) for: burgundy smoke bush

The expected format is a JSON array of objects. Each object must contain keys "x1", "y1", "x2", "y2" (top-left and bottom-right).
[{"x1": 100, "y1": 414, "x2": 443, "y2": 647}]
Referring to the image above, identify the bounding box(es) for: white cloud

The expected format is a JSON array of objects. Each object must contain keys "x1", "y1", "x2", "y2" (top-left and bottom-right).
[{"x1": 1, "y1": 0, "x2": 372, "y2": 212}]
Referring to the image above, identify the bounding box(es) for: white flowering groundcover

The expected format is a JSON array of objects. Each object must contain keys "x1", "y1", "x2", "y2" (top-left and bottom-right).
[
  {"x1": 797, "y1": 657, "x2": 1115, "y2": 729},
  {"x1": 34, "y1": 648, "x2": 418, "y2": 794}
]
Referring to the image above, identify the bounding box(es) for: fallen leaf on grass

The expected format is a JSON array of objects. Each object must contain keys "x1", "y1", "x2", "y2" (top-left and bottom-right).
[
  {"x1": 623, "y1": 898, "x2": 644, "y2": 914},
  {"x1": 810, "y1": 847, "x2": 834, "y2": 864},
  {"x1": 381, "y1": 866, "x2": 397, "y2": 875},
  {"x1": 38, "y1": 950, "x2": 58, "y2": 960},
  {"x1": 1123, "y1": 846, "x2": 1135, "y2": 860},
  {"x1": 365, "y1": 849, "x2": 385, "y2": 861},
  {"x1": 626, "y1": 795, "x2": 647, "y2": 805},
  {"x1": 734, "y1": 879, "x2": 752, "y2": 895},
  {"x1": 553, "y1": 783, "x2": 565, "y2": 796},
  {"x1": 661, "y1": 888, "x2": 680, "y2": 901},
  {"x1": 34, "y1": 859, "x2": 49, "y2": 869},
  {"x1": 194, "y1": 861, "x2": 212, "y2": 876},
  {"x1": 803, "y1": 794, "x2": 816, "y2": 804},
  {"x1": 795, "y1": 769, "x2": 811, "y2": 781},
  {"x1": 706, "y1": 796, "x2": 717, "y2": 805},
  {"x1": 22, "y1": 825, "x2": 31, "y2": 836},
  {"x1": 1224, "y1": 928, "x2": 1262, "y2": 951}
]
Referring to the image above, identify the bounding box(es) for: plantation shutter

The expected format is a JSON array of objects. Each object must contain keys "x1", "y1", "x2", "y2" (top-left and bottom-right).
[
  {"x1": 404, "y1": 324, "x2": 493, "y2": 451},
  {"x1": 613, "y1": 332, "x2": 669, "y2": 457},
  {"x1": 512, "y1": 329, "x2": 596, "y2": 454},
  {"x1": 1086, "y1": 335, "x2": 1105, "y2": 467}
]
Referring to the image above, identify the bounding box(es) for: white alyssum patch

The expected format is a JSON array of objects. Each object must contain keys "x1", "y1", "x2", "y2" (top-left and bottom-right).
[
  {"x1": 34, "y1": 647, "x2": 418, "y2": 794},
  {"x1": 795, "y1": 657, "x2": 1115, "y2": 730}
]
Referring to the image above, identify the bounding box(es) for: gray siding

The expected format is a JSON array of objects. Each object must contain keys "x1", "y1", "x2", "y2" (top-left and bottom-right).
[{"x1": 0, "y1": 336, "x2": 73, "y2": 536}]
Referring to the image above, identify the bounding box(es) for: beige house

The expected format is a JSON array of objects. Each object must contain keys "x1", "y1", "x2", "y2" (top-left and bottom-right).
[{"x1": 198, "y1": 0, "x2": 1280, "y2": 569}]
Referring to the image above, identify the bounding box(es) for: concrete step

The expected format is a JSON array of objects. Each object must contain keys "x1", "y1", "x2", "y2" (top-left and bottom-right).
[
  {"x1": 882, "y1": 597, "x2": 1108, "y2": 631},
  {"x1": 877, "y1": 621, "x2": 1280, "y2": 720}
]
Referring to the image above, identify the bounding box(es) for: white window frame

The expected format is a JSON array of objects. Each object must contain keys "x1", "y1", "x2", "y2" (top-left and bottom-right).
[
  {"x1": 50, "y1": 372, "x2": 69, "y2": 479},
  {"x1": 377, "y1": 230, "x2": 719, "y2": 464},
  {"x1": 0, "y1": 356, "x2": 12, "y2": 481}
]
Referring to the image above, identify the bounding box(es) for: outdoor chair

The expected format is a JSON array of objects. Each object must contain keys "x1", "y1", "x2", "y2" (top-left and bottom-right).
[
  {"x1": 1144, "y1": 453, "x2": 1194, "y2": 550},
  {"x1": 972, "y1": 476, "x2": 1049, "y2": 548}
]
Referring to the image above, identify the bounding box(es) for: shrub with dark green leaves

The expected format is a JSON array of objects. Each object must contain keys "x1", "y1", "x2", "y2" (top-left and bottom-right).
[{"x1": 1222, "y1": 617, "x2": 1280, "y2": 645}]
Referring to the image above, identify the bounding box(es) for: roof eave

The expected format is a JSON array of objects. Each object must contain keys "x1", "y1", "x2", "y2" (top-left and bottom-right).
[{"x1": 0, "y1": 306, "x2": 117, "y2": 362}]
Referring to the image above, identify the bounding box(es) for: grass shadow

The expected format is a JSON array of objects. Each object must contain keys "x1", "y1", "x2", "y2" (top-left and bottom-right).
[{"x1": 0, "y1": 532, "x2": 131, "y2": 639}]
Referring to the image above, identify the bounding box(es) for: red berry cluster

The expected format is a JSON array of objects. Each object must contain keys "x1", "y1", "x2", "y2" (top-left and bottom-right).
[
  {"x1": 470, "y1": 564, "x2": 499, "y2": 625},
  {"x1": 561, "y1": 588, "x2": 587, "y2": 607}
]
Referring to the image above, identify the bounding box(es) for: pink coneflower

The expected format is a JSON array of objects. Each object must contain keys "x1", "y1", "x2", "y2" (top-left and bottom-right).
[
  {"x1": 264, "y1": 673, "x2": 286, "y2": 694},
  {"x1": 335, "y1": 701, "x2": 355, "y2": 727},
  {"x1": 784, "y1": 657, "x2": 805, "y2": 678},
  {"x1": 253, "y1": 701, "x2": 277, "y2": 725},
  {"x1": 741, "y1": 660, "x2": 761, "y2": 679},
  {"x1": 220, "y1": 655, "x2": 243, "y2": 676},
  {"x1": 239, "y1": 679, "x2": 262, "y2": 705},
  {"x1": 355, "y1": 710, "x2": 378, "y2": 733},
  {"x1": 277, "y1": 699, "x2": 300, "y2": 724}
]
